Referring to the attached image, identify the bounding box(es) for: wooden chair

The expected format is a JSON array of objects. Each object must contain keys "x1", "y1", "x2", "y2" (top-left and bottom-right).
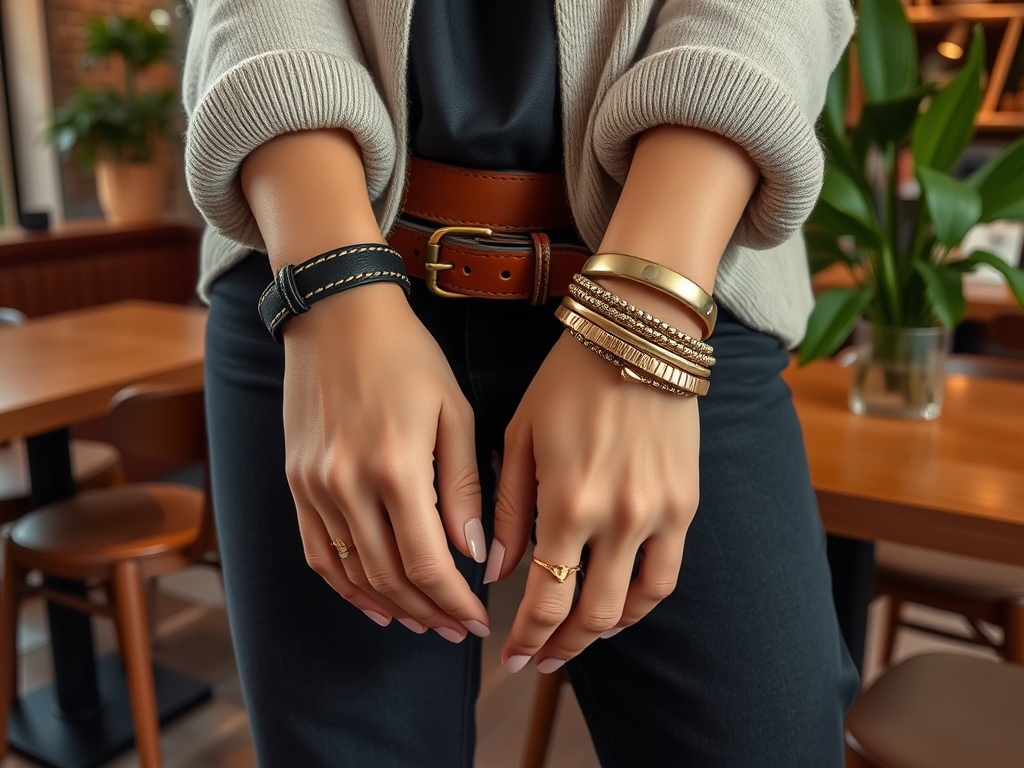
[
  {"x1": 845, "y1": 653, "x2": 1024, "y2": 768},
  {"x1": 0, "y1": 307, "x2": 122, "y2": 523},
  {"x1": 0, "y1": 383, "x2": 216, "y2": 768},
  {"x1": 874, "y1": 354, "x2": 1024, "y2": 666}
]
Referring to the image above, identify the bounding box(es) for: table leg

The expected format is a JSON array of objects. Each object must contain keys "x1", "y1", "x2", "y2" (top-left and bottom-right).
[
  {"x1": 7, "y1": 429, "x2": 210, "y2": 768},
  {"x1": 826, "y1": 535, "x2": 875, "y2": 674}
]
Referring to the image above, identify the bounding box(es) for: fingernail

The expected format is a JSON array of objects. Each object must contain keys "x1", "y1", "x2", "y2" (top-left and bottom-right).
[
  {"x1": 537, "y1": 658, "x2": 566, "y2": 675},
  {"x1": 398, "y1": 617, "x2": 428, "y2": 634},
  {"x1": 483, "y1": 539, "x2": 506, "y2": 584},
  {"x1": 601, "y1": 627, "x2": 624, "y2": 639},
  {"x1": 434, "y1": 626, "x2": 465, "y2": 644},
  {"x1": 460, "y1": 619, "x2": 490, "y2": 638},
  {"x1": 503, "y1": 655, "x2": 532, "y2": 674},
  {"x1": 464, "y1": 518, "x2": 487, "y2": 563},
  {"x1": 362, "y1": 610, "x2": 390, "y2": 627}
]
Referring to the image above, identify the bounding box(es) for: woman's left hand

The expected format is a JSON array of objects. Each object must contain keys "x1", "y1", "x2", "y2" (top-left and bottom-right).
[{"x1": 492, "y1": 330, "x2": 701, "y2": 673}]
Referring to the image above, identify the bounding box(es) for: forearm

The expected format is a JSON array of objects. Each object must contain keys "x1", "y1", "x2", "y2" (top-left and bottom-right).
[
  {"x1": 240, "y1": 128, "x2": 387, "y2": 273},
  {"x1": 596, "y1": 125, "x2": 758, "y2": 337}
]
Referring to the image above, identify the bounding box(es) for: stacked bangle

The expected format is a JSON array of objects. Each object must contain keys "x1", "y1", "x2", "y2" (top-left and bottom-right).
[
  {"x1": 258, "y1": 243, "x2": 411, "y2": 342},
  {"x1": 555, "y1": 255, "x2": 718, "y2": 397}
]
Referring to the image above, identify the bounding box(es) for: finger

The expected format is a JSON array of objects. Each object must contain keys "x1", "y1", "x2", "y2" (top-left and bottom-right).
[
  {"x1": 535, "y1": 540, "x2": 639, "y2": 667},
  {"x1": 377, "y1": 461, "x2": 491, "y2": 636},
  {"x1": 617, "y1": 532, "x2": 685, "y2": 629},
  {"x1": 490, "y1": 420, "x2": 536, "y2": 584},
  {"x1": 293, "y1": 496, "x2": 394, "y2": 626},
  {"x1": 435, "y1": 397, "x2": 485, "y2": 563},
  {"x1": 501, "y1": 541, "x2": 584, "y2": 673}
]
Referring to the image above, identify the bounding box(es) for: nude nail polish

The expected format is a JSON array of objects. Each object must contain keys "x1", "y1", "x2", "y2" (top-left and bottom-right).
[
  {"x1": 537, "y1": 658, "x2": 566, "y2": 674},
  {"x1": 464, "y1": 518, "x2": 487, "y2": 563},
  {"x1": 435, "y1": 627, "x2": 465, "y2": 644},
  {"x1": 362, "y1": 610, "x2": 390, "y2": 627},
  {"x1": 483, "y1": 539, "x2": 505, "y2": 584},
  {"x1": 503, "y1": 655, "x2": 531, "y2": 674},
  {"x1": 461, "y1": 619, "x2": 491, "y2": 638},
  {"x1": 601, "y1": 627, "x2": 624, "y2": 639},
  {"x1": 398, "y1": 617, "x2": 428, "y2": 634}
]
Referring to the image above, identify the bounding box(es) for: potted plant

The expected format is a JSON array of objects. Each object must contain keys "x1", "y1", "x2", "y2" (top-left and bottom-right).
[
  {"x1": 801, "y1": 0, "x2": 1024, "y2": 419},
  {"x1": 44, "y1": 15, "x2": 177, "y2": 224}
]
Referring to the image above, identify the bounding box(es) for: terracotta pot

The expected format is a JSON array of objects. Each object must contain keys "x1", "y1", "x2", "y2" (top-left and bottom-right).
[{"x1": 95, "y1": 160, "x2": 165, "y2": 224}]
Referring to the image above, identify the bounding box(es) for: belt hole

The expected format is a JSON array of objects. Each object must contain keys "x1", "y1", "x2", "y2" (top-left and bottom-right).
[
  {"x1": 500, "y1": 270, "x2": 512, "y2": 280},
  {"x1": 462, "y1": 266, "x2": 472, "y2": 275},
  {"x1": 413, "y1": 248, "x2": 420, "y2": 256}
]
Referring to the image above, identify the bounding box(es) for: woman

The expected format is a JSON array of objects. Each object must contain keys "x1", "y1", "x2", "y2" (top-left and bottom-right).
[{"x1": 184, "y1": 1, "x2": 859, "y2": 765}]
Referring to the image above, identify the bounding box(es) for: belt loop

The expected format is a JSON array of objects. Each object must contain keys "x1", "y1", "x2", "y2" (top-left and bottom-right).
[{"x1": 530, "y1": 232, "x2": 552, "y2": 305}]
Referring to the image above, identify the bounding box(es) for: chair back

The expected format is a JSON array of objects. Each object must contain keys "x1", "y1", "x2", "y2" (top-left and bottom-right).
[{"x1": 106, "y1": 384, "x2": 218, "y2": 562}]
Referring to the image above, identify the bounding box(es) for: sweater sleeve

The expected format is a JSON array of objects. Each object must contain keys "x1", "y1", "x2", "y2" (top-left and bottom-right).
[
  {"x1": 591, "y1": 0, "x2": 855, "y2": 250},
  {"x1": 183, "y1": 0, "x2": 396, "y2": 251}
]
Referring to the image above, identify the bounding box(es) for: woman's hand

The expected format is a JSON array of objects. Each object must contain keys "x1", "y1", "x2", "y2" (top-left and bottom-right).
[
  {"x1": 282, "y1": 283, "x2": 492, "y2": 643},
  {"x1": 492, "y1": 330, "x2": 700, "y2": 672}
]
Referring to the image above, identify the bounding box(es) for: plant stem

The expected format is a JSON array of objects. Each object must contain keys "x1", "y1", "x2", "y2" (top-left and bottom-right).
[{"x1": 882, "y1": 142, "x2": 903, "y2": 325}]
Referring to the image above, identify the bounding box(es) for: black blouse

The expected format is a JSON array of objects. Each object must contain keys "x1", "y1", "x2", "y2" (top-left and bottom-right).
[{"x1": 407, "y1": 1, "x2": 562, "y2": 172}]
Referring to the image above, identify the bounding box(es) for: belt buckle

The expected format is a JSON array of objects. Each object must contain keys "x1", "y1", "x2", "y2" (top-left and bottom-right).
[{"x1": 424, "y1": 226, "x2": 494, "y2": 298}]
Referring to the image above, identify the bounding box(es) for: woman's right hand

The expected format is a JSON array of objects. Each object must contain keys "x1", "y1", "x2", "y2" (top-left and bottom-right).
[{"x1": 281, "y1": 282, "x2": 491, "y2": 644}]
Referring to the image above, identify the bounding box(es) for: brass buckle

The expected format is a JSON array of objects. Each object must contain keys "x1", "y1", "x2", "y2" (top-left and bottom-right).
[{"x1": 424, "y1": 226, "x2": 494, "y2": 298}]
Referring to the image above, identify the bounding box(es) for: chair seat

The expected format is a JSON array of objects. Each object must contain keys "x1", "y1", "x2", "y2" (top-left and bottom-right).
[
  {"x1": 0, "y1": 439, "x2": 122, "y2": 521},
  {"x1": 876, "y1": 542, "x2": 1024, "y2": 598},
  {"x1": 10, "y1": 484, "x2": 203, "y2": 571},
  {"x1": 846, "y1": 653, "x2": 1024, "y2": 768}
]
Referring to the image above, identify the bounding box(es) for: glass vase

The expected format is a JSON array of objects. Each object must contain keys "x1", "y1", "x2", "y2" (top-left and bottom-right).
[{"x1": 848, "y1": 322, "x2": 952, "y2": 420}]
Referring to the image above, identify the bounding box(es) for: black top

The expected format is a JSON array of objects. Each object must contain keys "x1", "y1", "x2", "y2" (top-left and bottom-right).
[{"x1": 407, "y1": 1, "x2": 562, "y2": 172}]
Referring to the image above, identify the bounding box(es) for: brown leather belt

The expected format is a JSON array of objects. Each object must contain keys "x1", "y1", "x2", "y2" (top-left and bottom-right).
[{"x1": 389, "y1": 157, "x2": 590, "y2": 303}]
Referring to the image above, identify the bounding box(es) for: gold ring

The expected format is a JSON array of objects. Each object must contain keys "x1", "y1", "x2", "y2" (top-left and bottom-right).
[
  {"x1": 532, "y1": 556, "x2": 581, "y2": 584},
  {"x1": 331, "y1": 538, "x2": 355, "y2": 560}
]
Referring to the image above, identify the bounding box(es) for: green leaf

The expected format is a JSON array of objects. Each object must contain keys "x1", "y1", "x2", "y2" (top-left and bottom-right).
[
  {"x1": 915, "y1": 260, "x2": 966, "y2": 327},
  {"x1": 800, "y1": 288, "x2": 875, "y2": 365},
  {"x1": 858, "y1": 0, "x2": 918, "y2": 102},
  {"x1": 859, "y1": 83, "x2": 934, "y2": 149},
  {"x1": 814, "y1": 163, "x2": 882, "y2": 248},
  {"x1": 912, "y1": 25, "x2": 984, "y2": 172},
  {"x1": 916, "y1": 167, "x2": 982, "y2": 246},
  {"x1": 966, "y1": 134, "x2": 1024, "y2": 222},
  {"x1": 805, "y1": 229, "x2": 853, "y2": 274},
  {"x1": 824, "y1": 49, "x2": 850, "y2": 138},
  {"x1": 962, "y1": 250, "x2": 1024, "y2": 308}
]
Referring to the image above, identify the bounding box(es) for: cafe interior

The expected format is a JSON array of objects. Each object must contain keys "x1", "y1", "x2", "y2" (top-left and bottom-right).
[{"x1": 1, "y1": 0, "x2": 1023, "y2": 766}]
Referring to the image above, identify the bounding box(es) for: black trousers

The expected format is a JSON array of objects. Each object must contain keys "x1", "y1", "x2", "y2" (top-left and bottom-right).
[{"x1": 204, "y1": 252, "x2": 858, "y2": 767}]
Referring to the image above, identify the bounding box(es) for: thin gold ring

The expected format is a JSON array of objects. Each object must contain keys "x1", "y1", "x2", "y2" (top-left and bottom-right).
[
  {"x1": 331, "y1": 538, "x2": 355, "y2": 560},
  {"x1": 532, "y1": 556, "x2": 582, "y2": 584}
]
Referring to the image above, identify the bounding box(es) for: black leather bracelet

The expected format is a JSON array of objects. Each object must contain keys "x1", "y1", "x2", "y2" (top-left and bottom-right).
[{"x1": 258, "y1": 243, "x2": 411, "y2": 342}]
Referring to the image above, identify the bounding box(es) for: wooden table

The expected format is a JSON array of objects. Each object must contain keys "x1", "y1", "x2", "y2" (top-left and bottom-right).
[
  {"x1": 0, "y1": 301, "x2": 206, "y2": 768},
  {"x1": 784, "y1": 359, "x2": 1024, "y2": 666}
]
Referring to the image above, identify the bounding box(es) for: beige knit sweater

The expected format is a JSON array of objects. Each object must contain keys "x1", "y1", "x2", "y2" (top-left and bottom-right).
[{"x1": 183, "y1": 0, "x2": 854, "y2": 347}]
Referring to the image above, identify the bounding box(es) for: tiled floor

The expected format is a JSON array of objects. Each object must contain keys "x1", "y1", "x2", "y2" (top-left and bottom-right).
[{"x1": 0, "y1": 557, "x2": 999, "y2": 768}]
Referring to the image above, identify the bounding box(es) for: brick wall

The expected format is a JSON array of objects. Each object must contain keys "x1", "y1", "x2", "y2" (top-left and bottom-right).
[{"x1": 42, "y1": 0, "x2": 197, "y2": 221}]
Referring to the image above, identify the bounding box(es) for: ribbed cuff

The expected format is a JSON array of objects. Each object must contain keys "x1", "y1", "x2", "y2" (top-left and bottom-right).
[
  {"x1": 592, "y1": 47, "x2": 824, "y2": 250},
  {"x1": 184, "y1": 49, "x2": 396, "y2": 251}
]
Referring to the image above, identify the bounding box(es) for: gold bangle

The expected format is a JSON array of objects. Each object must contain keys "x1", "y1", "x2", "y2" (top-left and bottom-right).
[
  {"x1": 562, "y1": 297, "x2": 711, "y2": 378},
  {"x1": 565, "y1": 328, "x2": 695, "y2": 396},
  {"x1": 582, "y1": 253, "x2": 717, "y2": 340},
  {"x1": 568, "y1": 285, "x2": 716, "y2": 368},
  {"x1": 571, "y1": 275, "x2": 714, "y2": 357},
  {"x1": 556, "y1": 304, "x2": 710, "y2": 396}
]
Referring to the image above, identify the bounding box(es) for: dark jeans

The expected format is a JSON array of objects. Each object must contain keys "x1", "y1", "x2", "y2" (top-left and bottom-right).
[{"x1": 205, "y1": 252, "x2": 858, "y2": 767}]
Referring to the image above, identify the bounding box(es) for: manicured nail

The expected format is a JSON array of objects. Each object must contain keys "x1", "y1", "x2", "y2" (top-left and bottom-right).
[
  {"x1": 464, "y1": 518, "x2": 487, "y2": 563},
  {"x1": 461, "y1": 619, "x2": 491, "y2": 638},
  {"x1": 435, "y1": 626, "x2": 465, "y2": 644},
  {"x1": 503, "y1": 655, "x2": 532, "y2": 674},
  {"x1": 483, "y1": 539, "x2": 506, "y2": 584},
  {"x1": 398, "y1": 617, "x2": 428, "y2": 634},
  {"x1": 601, "y1": 627, "x2": 624, "y2": 639},
  {"x1": 537, "y1": 658, "x2": 566, "y2": 675},
  {"x1": 362, "y1": 610, "x2": 390, "y2": 627}
]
